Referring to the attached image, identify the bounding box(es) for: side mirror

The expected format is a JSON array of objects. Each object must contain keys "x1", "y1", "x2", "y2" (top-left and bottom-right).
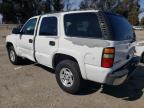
[
  {"x1": 12, "y1": 28, "x2": 21, "y2": 34},
  {"x1": 12, "y1": 25, "x2": 23, "y2": 34}
]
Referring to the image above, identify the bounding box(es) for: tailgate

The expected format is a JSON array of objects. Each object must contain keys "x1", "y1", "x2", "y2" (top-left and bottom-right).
[{"x1": 113, "y1": 41, "x2": 135, "y2": 70}]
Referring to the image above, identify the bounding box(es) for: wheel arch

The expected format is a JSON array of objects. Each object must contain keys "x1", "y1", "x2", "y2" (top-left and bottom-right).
[
  {"x1": 52, "y1": 53, "x2": 78, "y2": 68},
  {"x1": 52, "y1": 53, "x2": 87, "y2": 79},
  {"x1": 6, "y1": 42, "x2": 14, "y2": 50}
]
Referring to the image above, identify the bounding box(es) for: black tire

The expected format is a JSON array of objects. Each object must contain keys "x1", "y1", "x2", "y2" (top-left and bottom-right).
[
  {"x1": 55, "y1": 60, "x2": 83, "y2": 94},
  {"x1": 8, "y1": 46, "x2": 22, "y2": 65},
  {"x1": 141, "y1": 53, "x2": 144, "y2": 63}
]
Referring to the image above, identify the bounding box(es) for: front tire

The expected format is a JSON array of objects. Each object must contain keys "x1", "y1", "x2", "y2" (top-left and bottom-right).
[
  {"x1": 55, "y1": 60, "x2": 83, "y2": 94},
  {"x1": 8, "y1": 46, "x2": 22, "y2": 65}
]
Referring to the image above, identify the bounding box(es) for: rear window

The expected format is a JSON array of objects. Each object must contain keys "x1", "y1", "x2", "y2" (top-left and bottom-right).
[
  {"x1": 105, "y1": 13, "x2": 133, "y2": 41},
  {"x1": 64, "y1": 13, "x2": 102, "y2": 38}
]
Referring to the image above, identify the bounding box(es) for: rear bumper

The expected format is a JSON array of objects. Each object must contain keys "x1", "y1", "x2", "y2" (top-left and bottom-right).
[{"x1": 105, "y1": 56, "x2": 140, "y2": 85}]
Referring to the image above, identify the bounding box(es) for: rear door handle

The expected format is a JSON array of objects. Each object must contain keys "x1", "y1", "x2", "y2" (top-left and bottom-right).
[
  {"x1": 49, "y1": 41, "x2": 55, "y2": 46},
  {"x1": 29, "y1": 39, "x2": 33, "y2": 43}
]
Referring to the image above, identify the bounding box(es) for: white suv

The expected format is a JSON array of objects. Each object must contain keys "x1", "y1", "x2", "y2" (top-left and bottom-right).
[{"x1": 6, "y1": 10, "x2": 139, "y2": 94}]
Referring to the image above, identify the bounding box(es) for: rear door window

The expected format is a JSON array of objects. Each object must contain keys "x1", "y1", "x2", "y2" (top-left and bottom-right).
[
  {"x1": 64, "y1": 13, "x2": 102, "y2": 38},
  {"x1": 39, "y1": 17, "x2": 57, "y2": 36}
]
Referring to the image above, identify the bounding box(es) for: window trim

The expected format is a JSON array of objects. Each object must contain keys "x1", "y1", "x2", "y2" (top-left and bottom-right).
[{"x1": 39, "y1": 16, "x2": 58, "y2": 37}]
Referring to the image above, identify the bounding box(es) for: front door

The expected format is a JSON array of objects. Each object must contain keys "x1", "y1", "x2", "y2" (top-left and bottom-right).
[{"x1": 18, "y1": 18, "x2": 38, "y2": 61}]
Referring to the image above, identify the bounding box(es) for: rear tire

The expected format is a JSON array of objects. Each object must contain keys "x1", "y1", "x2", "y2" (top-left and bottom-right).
[
  {"x1": 141, "y1": 53, "x2": 144, "y2": 63},
  {"x1": 55, "y1": 60, "x2": 83, "y2": 94},
  {"x1": 8, "y1": 46, "x2": 22, "y2": 65}
]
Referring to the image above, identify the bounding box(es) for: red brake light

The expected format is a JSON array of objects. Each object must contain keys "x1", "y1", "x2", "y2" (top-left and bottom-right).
[{"x1": 101, "y1": 48, "x2": 115, "y2": 68}]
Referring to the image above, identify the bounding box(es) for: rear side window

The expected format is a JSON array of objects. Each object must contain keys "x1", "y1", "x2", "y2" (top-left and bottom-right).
[
  {"x1": 64, "y1": 13, "x2": 102, "y2": 38},
  {"x1": 39, "y1": 17, "x2": 57, "y2": 36},
  {"x1": 105, "y1": 13, "x2": 133, "y2": 41}
]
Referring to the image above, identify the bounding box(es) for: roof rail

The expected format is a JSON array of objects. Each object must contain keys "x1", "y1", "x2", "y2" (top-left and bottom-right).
[{"x1": 40, "y1": 9, "x2": 100, "y2": 15}]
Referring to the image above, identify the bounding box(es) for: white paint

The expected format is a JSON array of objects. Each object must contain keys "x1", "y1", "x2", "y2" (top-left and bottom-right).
[{"x1": 135, "y1": 41, "x2": 144, "y2": 57}]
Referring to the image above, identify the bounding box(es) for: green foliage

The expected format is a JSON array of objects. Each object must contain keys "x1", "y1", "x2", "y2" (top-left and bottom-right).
[
  {"x1": 115, "y1": 0, "x2": 139, "y2": 25},
  {"x1": 128, "y1": 5, "x2": 139, "y2": 25},
  {"x1": 79, "y1": 0, "x2": 140, "y2": 25},
  {"x1": 0, "y1": 2, "x2": 17, "y2": 23},
  {"x1": 0, "y1": 0, "x2": 63, "y2": 24},
  {"x1": 53, "y1": 0, "x2": 63, "y2": 11},
  {"x1": 141, "y1": 17, "x2": 144, "y2": 25}
]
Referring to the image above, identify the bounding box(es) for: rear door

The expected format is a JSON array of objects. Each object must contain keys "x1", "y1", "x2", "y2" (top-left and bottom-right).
[{"x1": 35, "y1": 15, "x2": 59, "y2": 67}]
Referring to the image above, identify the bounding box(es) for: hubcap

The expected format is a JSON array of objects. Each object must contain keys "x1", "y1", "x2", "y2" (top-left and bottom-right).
[
  {"x1": 60, "y1": 68, "x2": 74, "y2": 87},
  {"x1": 10, "y1": 50, "x2": 15, "y2": 62}
]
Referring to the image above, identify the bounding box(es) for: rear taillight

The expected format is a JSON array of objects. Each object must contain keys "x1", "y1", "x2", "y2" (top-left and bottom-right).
[{"x1": 101, "y1": 47, "x2": 115, "y2": 68}]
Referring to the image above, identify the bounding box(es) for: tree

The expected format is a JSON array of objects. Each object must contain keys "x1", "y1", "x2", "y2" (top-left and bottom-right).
[
  {"x1": 0, "y1": 1, "x2": 16, "y2": 23},
  {"x1": 53, "y1": 0, "x2": 64, "y2": 11},
  {"x1": 79, "y1": 0, "x2": 140, "y2": 25},
  {"x1": 115, "y1": 0, "x2": 140, "y2": 25},
  {"x1": 0, "y1": 0, "x2": 64, "y2": 23},
  {"x1": 141, "y1": 17, "x2": 144, "y2": 25},
  {"x1": 80, "y1": 0, "x2": 103, "y2": 10},
  {"x1": 80, "y1": 0, "x2": 120, "y2": 11},
  {"x1": 128, "y1": 5, "x2": 139, "y2": 25}
]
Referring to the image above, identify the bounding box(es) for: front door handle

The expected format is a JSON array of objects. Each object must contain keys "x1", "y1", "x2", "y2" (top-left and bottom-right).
[
  {"x1": 49, "y1": 41, "x2": 55, "y2": 46},
  {"x1": 29, "y1": 39, "x2": 33, "y2": 43}
]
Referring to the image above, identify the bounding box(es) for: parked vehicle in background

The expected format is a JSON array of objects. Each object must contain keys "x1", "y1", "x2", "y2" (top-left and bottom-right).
[
  {"x1": 0, "y1": 13, "x2": 3, "y2": 24},
  {"x1": 135, "y1": 41, "x2": 144, "y2": 63},
  {"x1": 133, "y1": 26, "x2": 144, "y2": 30},
  {"x1": 6, "y1": 10, "x2": 139, "y2": 94}
]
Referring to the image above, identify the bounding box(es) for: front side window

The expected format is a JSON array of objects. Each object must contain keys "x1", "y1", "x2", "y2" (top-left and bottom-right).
[
  {"x1": 64, "y1": 13, "x2": 102, "y2": 38},
  {"x1": 21, "y1": 18, "x2": 37, "y2": 35},
  {"x1": 39, "y1": 17, "x2": 57, "y2": 36}
]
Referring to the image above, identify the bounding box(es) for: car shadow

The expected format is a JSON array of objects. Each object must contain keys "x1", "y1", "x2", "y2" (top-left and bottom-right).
[
  {"x1": 34, "y1": 63, "x2": 101, "y2": 95},
  {"x1": 101, "y1": 65, "x2": 144, "y2": 101},
  {"x1": 34, "y1": 63, "x2": 55, "y2": 74},
  {"x1": 78, "y1": 81, "x2": 101, "y2": 95},
  {"x1": 19, "y1": 61, "x2": 144, "y2": 98},
  {"x1": 18, "y1": 59, "x2": 34, "y2": 66}
]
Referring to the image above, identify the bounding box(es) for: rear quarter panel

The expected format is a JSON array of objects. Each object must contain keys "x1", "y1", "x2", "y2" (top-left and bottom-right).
[{"x1": 58, "y1": 36, "x2": 111, "y2": 79}]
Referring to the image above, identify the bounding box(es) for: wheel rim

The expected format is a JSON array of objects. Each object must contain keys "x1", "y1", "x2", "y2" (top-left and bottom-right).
[
  {"x1": 60, "y1": 68, "x2": 74, "y2": 87},
  {"x1": 10, "y1": 50, "x2": 15, "y2": 62}
]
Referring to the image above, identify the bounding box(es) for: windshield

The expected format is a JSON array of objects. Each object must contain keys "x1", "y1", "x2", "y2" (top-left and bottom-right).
[
  {"x1": 64, "y1": 13, "x2": 102, "y2": 38},
  {"x1": 104, "y1": 13, "x2": 134, "y2": 41}
]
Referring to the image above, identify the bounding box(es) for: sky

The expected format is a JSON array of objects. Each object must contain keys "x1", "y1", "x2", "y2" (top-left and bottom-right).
[
  {"x1": 139, "y1": 0, "x2": 144, "y2": 20},
  {"x1": 64, "y1": 0, "x2": 82, "y2": 10}
]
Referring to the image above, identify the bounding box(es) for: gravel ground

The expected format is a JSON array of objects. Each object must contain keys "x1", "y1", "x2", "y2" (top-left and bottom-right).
[{"x1": 0, "y1": 29, "x2": 144, "y2": 108}]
